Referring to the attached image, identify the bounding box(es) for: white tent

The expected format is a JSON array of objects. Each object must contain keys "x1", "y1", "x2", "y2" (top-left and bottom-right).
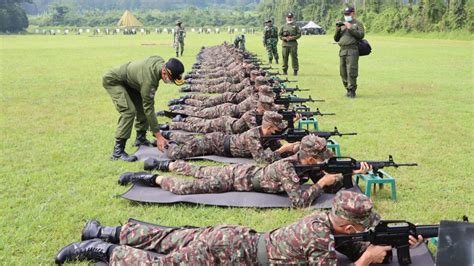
[{"x1": 302, "y1": 21, "x2": 322, "y2": 29}]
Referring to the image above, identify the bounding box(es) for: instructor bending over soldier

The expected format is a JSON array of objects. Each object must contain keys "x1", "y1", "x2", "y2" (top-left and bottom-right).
[{"x1": 102, "y1": 56, "x2": 184, "y2": 162}]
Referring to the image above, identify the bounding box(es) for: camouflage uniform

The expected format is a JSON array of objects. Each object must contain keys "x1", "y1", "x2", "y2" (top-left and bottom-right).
[
  {"x1": 173, "y1": 24, "x2": 185, "y2": 56},
  {"x1": 263, "y1": 22, "x2": 279, "y2": 63},
  {"x1": 169, "y1": 109, "x2": 259, "y2": 134},
  {"x1": 184, "y1": 85, "x2": 254, "y2": 107},
  {"x1": 166, "y1": 125, "x2": 282, "y2": 163},
  {"x1": 188, "y1": 77, "x2": 251, "y2": 93},
  {"x1": 170, "y1": 92, "x2": 259, "y2": 119},
  {"x1": 109, "y1": 192, "x2": 376, "y2": 265}
]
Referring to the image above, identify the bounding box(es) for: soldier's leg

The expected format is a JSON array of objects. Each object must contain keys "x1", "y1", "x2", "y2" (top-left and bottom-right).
[
  {"x1": 103, "y1": 77, "x2": 136, "y2": 140},
  {"x1": 125, "y1": 86, "x2": 149, "y2": 134},
  {"x1": 282, "y1": 46, "x2": 290, "y2": 74},
  {"x1": 266, "y1": 45, "x2": 273, "y2": 63},
  {"x1": 169, "y1": 117, "x2": 216, "y2": 133},
  {"x1": 272, "y1": 44, "x2": 279, "y2": 64},
  {"x1": 291, "y1": 46, "x2": 299, "y2": 73},
  {"x1": 160, "y1": 171, "x2": 234, "y2": 194},
  {"x1": 171, "y1": 160, "x2": 233, "y2": 178},
  {"x1": 348, "y1": 54, "x2": 359, "y2": 96},
  {"x1": 339, "y1": 55, "x2": 349, "y2": 94},
  {"x1": 180, "y1": 41, "x2": 184, "y2": 56},
  {"x1": 167, "y1": 132, "x2": 224, "y2": 159}
]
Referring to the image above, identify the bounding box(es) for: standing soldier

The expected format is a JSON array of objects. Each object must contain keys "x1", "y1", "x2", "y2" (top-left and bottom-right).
[
  {"x1": 279, "y1": 12, "x2": 301, "y2": 76},
  {"x1": 263, "y1": 19, "x2": 279, "y2": 64},
  {"x1": 173, "y1": 21, "x2": 186, "y2": 57},
  {"x1": 102, "y1": 57, "x2": 185, "y2": 162},
  {"x1": 234, "y1": 35, "x2": 246, "y2": 51},
  {"x1": 334, "y1": 7, "x2": 365, "y2": 98}
]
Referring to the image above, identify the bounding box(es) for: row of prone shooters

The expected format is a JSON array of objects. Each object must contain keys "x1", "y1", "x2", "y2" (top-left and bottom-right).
[{"x1": 55, "y1": 44, "x2": 445, "y2": 265}]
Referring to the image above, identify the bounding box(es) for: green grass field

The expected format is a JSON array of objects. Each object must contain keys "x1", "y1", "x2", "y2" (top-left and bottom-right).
[{"x1": 0, "y1": 33, "x2": 473, "y2": 264}]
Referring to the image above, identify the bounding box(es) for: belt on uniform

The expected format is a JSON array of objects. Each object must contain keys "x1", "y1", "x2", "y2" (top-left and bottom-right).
[
  {"x1": 257, "y1": 234, "x2": 269, "y2": 266},
  {"x1": 252, "y1": 174, "x2": 262, "y2": 192},
  {"x1": 223, "y1": 135, "x2": 233, "y2": 157}
]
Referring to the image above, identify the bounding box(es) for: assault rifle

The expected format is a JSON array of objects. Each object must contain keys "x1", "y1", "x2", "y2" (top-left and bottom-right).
[
  {"x1": 294, "y1": 156, "x2": 418, "y2": 189},
  {"x1": 334, "y1": 220, "x2": 439, "y2": 265},
  {"x1": 272, "y1": 86, "x2": 309, "y2": 95},
  {"x1": 274, "y1": 95, "x2": 322, "y2": 109},
  {"x1": 261, "y1": 127, "x2": 357, "y2": 142},
  {"x1": 269, "y1": 76, "x2": 298, "y2": 84}
]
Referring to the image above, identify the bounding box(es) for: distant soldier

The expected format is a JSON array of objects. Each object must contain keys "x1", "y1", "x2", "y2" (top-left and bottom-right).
[
  {"x1": 102, "y1": 57, "x2": 185, "y2": 162},
  {"x1": 234, "y1": 35, "x2": 246, "y2": 51},
  {"x1": 279, "y1": 12, "x2": 301, "y2": 76},
  {"x1": 263, "y1": 19, "x2": 279, "y2": 64},
  {"x1": 334, "y1": 6, "x2": 365, "y2": 98},
  {"x1": 56, "y1": 190, "x2": 426, "y2": 265},
  {"x1": 173, "y1": 21, "x2": 186, "y2": 57}
]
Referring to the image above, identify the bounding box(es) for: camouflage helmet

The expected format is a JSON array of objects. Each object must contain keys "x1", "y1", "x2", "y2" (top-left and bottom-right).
[
  {"x1": 258, "y1": 94, "x2": 274, "y2": 105},
  {"x1": 262, "y1": 111, "x2": 286, "y2": 130},
  {"x1": 255, "y1": 76, "x2": 268, "y2": 86},
  {"x1": 176, "y1": 20, "x2": 182, "y2": 25},
  {"x1": 258, "y1": 85, "x2": 275, "y2": 97},
  {"x1": 250, "y1": 70, "x2": 260, "y2": 76},
  {"x1": 298, "y1": 135, "x2": 327, "y2": 159},
  {"x1": 332, "y1": 191, "x2": 380, "y2": 228}
]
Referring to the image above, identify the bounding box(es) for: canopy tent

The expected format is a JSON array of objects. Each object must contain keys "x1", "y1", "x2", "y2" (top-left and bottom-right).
[
  {"x1": 117, "y1": 10, "x2": 143, "y2": 28},
  {"x1": 302, "y1": 21, "x2": 322, "y2": 29}
]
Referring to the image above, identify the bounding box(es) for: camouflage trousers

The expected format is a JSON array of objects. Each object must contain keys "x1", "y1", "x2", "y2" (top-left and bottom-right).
[
  {"x1": 189, "y1": 82, "x2": 243, "y2": 93},
  {"x1": 166, "y1": 132, "x2": 225, "y2": 159},
  {"x1": 173, "y1": 103, "x2": 240, "y2": 119},
  {"x1": 175, "y1": 40, "x2": 184, "y2": 55},
  {"x1": 265, "y1": 42, "x2": 279, "y2": 62},
  {"x1": 184, "y1": 92, "x2": 238, "y2": 108},
  {"x1": 160, "y1": 160, "x2": 257, "y2": 194},
  {"x1": 169, "y1": 116, "x2": 238, "y2": 134},
  {"x1": 188, "y1": 77, "x2": 227, "y2": 86},
  {"x1": 110, "y1": 222, "x2": 260, "y2": 265}
]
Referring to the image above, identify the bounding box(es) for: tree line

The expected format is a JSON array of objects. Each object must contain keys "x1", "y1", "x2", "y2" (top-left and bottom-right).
[
  {"x1": 1, "y1": 0, "x2": 472, "y2": 34},
  {"x1": 259, "y1": 0, "x2": 472, "y2": 33}
]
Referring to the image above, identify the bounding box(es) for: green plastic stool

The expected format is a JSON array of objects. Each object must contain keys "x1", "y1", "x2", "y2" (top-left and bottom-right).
[
  {"x1": 298, "y1": 117, "x2": 320, "y2": 131},
  {"x1": 355, "y1": 169, "x2": 397, "y2": 201},
  {"x1": 326, "y1": 139, "x2": 341, "y2": 157}
]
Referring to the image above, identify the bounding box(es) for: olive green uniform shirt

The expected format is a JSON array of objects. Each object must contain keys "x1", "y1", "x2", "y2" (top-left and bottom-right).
[{"x1": 279, "y1": 22, "x2": 301, "y2": 47}]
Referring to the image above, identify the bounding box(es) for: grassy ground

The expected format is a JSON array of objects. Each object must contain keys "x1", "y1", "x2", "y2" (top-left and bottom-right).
[{"x1": 0, "y1": 33, "x2": 473, "y2": 264}]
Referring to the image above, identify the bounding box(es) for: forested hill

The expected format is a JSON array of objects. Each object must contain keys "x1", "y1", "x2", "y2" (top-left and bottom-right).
[{"x1": 23, "y1": 0, "x2": 261, "y2": 14}]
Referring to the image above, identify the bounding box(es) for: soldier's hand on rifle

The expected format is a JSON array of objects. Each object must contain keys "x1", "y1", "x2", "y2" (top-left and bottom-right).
[
  {"x1": 293, "y1": 113, "x2": 302, "y2": 122},
  {"x1": 353, "y1": 162, "x2": 372, "y2": 175},
  {"x1": 358, "y1": 245, "x2": 392, "y2": 265},
  {"x1": 155, "y1": 132, "x2": 169, "y2": 152},
  {"x1": 409, "y1": 235, "x2": 424, "y2": 248},
  {"x1": 276, "y1": 142, "x2": 297, "y2": 154},
  {"x1": 344, "y1": 22, "x2": 352, "y2": 29},
  {"x1": 317, "y1": 172, "x2": 342, "y2": 187}
]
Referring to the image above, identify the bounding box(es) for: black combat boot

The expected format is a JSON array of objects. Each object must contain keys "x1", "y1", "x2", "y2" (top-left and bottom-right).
[
  {"x1": 172, "y1": 114, "x2": 186, "y2": 123},
  {"x1": 111, "y1": 139, "x2": 137, "y2": 162},
  {"x1": 160, "y1": 131, "x2": 172, "y2": 140},
  {"x1": 118, "y1": 172, "x2": 158, "y2": 186},
  {"x1": 54, "y1": 239, "x2": 116, "y2": 264},
  {"x1": 176, "y1": 51, "x2": 179, "y2": 57},
  {"x1": 144, "y1": 158, "x2": 172, "y2": 171},
  {"x1": 293, "y1": 70, "x2": 298, "y2": 76},
  {"x1": 134, "y1": 130, "x2": 151, "y2": 147},
  {"x1": 180, "y1": 50, "x2": 184, "y2": 56},
  {"x1": 275, "y1": 58, "x2": 279, "y2": 64},
  {"x1": 269, "y1": 59, "x2": 272, "y2": 64},
  {"x1": 283, "y1": 69, "x2": 288, "y2": 75},
  {"x1": 81, "y1": 220, "x2": 120, "y2": 243},
  {"x1": 180, "y1": 86, "x2": 191, "y2": 93},
  {"x1": 345, "y1": 89, "x2": 351, "y2": 97},
  {"x1": 160, "y1": 124, "x2": 170, "y2": 131}
]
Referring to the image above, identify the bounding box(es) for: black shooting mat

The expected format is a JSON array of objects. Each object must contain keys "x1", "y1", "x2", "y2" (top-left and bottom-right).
[
  {"x1": 121, "y1": 182, "x2": 362, "y2": 208},
  {"x1": 134, "y1": 145, "x2": 255, "y2": 164},
  {"x1": 436, "y1": 220, "x2": 474, "y2": 265},
  {"x1": 96, "y1": 219, "x2": 434, "y2": 266}
]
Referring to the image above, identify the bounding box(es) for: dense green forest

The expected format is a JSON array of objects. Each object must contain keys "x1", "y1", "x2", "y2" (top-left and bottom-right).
[{"x1": 1, "y1": 0, "x2": 473, "y2": 34}]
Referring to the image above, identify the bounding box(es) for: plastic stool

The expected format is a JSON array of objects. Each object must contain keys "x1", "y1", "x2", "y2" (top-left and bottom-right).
[
  {"x1": 355, "y1": 169, "x2": 397, "y2": 201},
  {"x1": 326, "y1": 139, "x2": 341, "y2": 157},
  {"x1": 298, "y1": 117, "x2": 319, "y2": 131}
]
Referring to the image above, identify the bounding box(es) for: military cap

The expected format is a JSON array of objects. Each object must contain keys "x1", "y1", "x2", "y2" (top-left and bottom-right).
[
  {"x1": 258, "y1": 94, "x2": 274, "y2": 105},
  {"x1": 332, "y1": 191, "x2": 380, "y2": 228},
  {"x1": 176, "y1": 20, "x2": 182, "y2": 25},
  {"x1": 258, "y1": 85, "x2": 275, "y2": 97},
  {"x1": 265, "y1": 19, "x2": 272, "y2": 23},
  {"x1": 286, "y1": 12, "x2": 294, "y2": 18},
  {"x1": 344, "y1": 7, "x2": 355, "y2": 14},
  {"x1": 298, "y1": 135, "x2": 327, "y2": 158},
  {"x1": 262, "y1": 111, "x2": 286, "y2": 130},
  {"x1": 165, "y1": 58, "x2": 185, "y2": 86},
  {"x1": 255, "y1": 76, "x2": 268, "y2": 85}
]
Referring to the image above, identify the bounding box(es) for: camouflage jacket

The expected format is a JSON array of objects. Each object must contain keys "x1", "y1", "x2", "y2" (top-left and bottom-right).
[
  {"x1": 256, "y1": 155, "x2": 324, "y2": 207},
  {"x1": 230, "y1": 109, "x2": 259, "y2": 133},
  {"x1": 263, "y1": 25, "x2": 279, "y2": 44},
  {"x1": 174, "y1": 26, "x2": 185, "y2": 42},
  {"x1": 229, "y1": 126, "x2": 280, "y2": 164},
  {"x1": 265, "y1": 210, "x2": 367, "y2": 264}
]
